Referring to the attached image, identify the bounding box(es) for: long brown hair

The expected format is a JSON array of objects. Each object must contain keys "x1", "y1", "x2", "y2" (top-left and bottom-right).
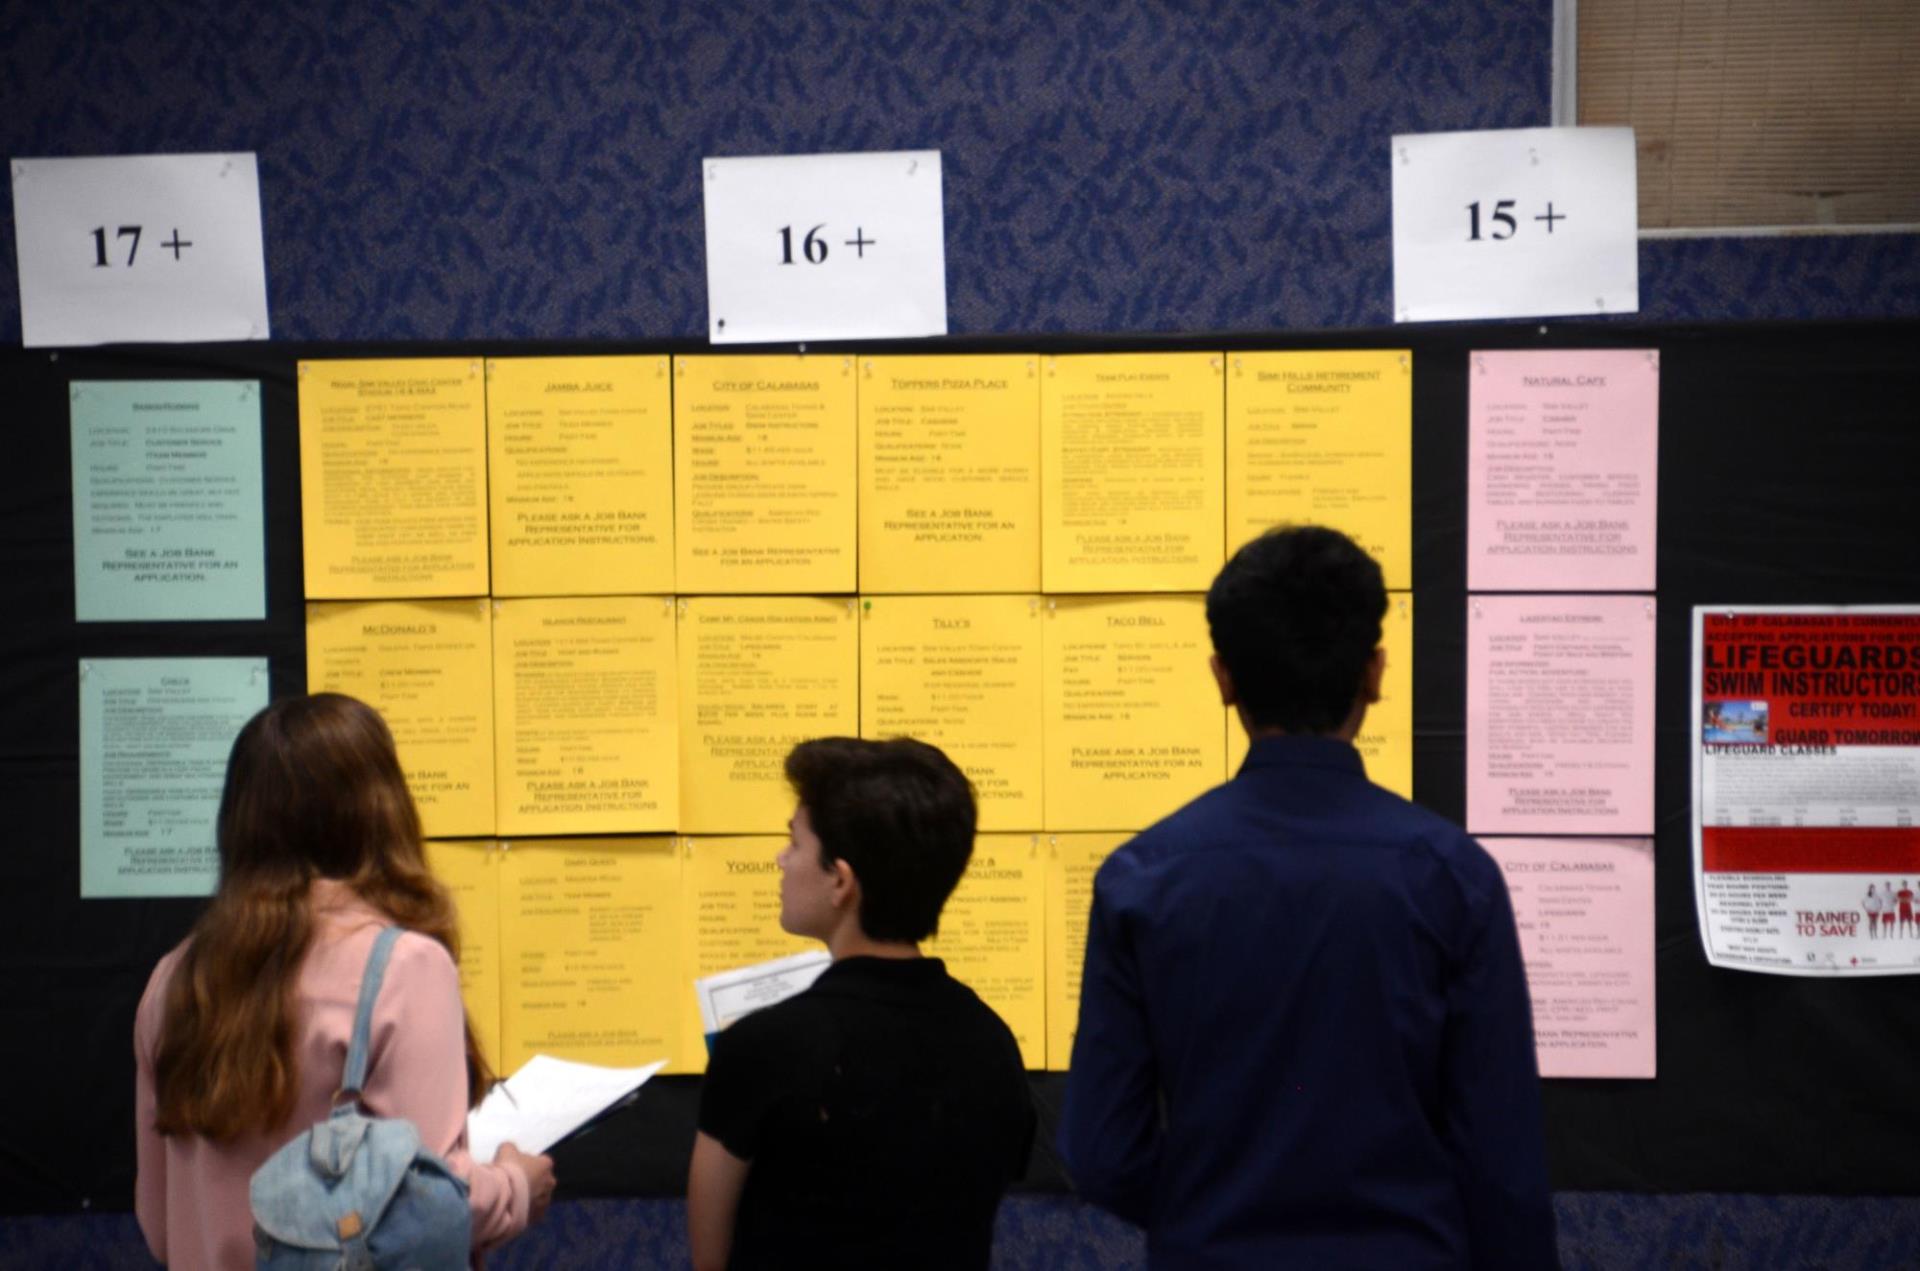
[{"x1": 151, "y1": 692, "x2": 492, "y2": 1141}]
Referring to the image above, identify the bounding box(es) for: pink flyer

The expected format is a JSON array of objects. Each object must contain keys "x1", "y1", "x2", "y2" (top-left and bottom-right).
[
  {"x1": 1467, "y1": 594, "x2": 1656, "y2": 835},
  {"x1": 1467, "y1": 348, "x2": 1659, "y2": 592},
  {"x1": 1482, "y1": 837, "x2": 1656, "y2": 1079}
]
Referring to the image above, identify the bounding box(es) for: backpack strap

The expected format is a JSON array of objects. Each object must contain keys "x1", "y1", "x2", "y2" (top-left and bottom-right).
[{"x1": 341, "y1": 926, "x2": 405, "y2": 1099}]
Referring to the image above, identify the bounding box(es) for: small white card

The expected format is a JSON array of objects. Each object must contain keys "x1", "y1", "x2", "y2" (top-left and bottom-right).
[
  {"x1": 701, "y1": 150, "x2": 945, "y2": 344},
  {"x1": 696, "y1": 949, "x2": 833, "y2": 1036},
  {"x1": 1391, "y1": 126, "x2": 1638, "y2": 323},
  {"x1": 11, "y1": 153, "x2": 271, "y2": 348}
]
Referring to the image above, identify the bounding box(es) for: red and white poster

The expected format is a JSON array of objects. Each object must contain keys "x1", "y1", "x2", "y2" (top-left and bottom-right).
[{"x1": 1694, "y1": 606, "x2": 1920, "y2": 976}]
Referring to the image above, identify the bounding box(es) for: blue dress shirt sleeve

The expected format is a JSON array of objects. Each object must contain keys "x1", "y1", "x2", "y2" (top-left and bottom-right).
[
  {"x1": 1056, "y1": 855, "x2": 1162, "y2": 1225},
  {"x1": 1441, "y1": 847, "x2": 1561, "y2": 1270}
]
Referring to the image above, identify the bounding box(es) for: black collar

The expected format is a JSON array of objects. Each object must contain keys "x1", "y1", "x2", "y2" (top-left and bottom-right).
[
  {"x1": 809, "y1": 955, "x2": 951, "y2": 1005},
  {"x1": 1237, "y1": 733, "x2": 1365, "y2": 778}
]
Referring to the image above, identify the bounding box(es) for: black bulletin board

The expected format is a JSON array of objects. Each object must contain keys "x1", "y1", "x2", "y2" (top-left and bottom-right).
[{"x1": 2, "y1": 319, "x2": 1915, "y2": 1212}]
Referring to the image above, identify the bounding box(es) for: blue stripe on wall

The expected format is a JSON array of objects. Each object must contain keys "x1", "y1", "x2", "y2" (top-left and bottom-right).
[
  {"x1": 8, "y1": 1193, "x2": 1919, "y2": 1269},
  {"x1": 3, "y1": 0, "x2": 1914, "y2": 343}
]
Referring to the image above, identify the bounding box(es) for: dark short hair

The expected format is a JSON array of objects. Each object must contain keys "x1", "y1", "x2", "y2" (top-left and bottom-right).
[
  {"x1": 1205, "y1": 525, "x2": 1387, "y2": 734},
  {"x1": 784, "y1": 736, "x2": 976, "y2": 943}
]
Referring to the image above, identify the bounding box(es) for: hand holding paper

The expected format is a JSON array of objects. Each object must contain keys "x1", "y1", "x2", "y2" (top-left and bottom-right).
[{"x1": 467, "y1": 1055, "x2": 667, "y2": 1165}]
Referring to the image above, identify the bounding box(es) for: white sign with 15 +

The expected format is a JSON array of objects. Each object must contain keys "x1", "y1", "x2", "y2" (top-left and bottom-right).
[{"x1": 1392, "y1": 126, "x2": 1638, "y2": 323}]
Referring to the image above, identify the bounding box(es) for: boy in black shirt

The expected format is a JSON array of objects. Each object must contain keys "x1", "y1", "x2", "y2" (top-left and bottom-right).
[{"x1": 689, "y1": 736, "x2": 1036, "y2": 1271}]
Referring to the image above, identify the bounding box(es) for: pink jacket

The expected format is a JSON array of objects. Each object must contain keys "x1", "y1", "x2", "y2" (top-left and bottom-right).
[{"x1": 134, "y1": 880, "x2": 530, "y2": 1269}]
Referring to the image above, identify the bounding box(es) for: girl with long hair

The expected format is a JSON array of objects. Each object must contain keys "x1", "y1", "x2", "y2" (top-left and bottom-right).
[{"x1": 134, "y1": 693, "x2": 554, "y2": 1268}]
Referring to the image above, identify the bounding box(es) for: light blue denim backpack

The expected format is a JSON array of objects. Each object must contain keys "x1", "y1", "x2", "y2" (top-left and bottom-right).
[{"x1": 249, "y1": 926, "x2": 472, "y2": 1270}]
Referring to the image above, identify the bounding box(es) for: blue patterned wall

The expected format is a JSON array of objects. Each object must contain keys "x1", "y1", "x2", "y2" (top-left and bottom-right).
[{"x1": 3, "y1": 0, "x2": 1914, "y2": 342}]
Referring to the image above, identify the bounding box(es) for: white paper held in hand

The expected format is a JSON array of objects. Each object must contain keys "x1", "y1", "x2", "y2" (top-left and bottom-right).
[
  {"x1": 11, "y1": 153, "x2": 272, "y2": 347},
  {"x1": 467, "y1": 1055, "x2": 667, "y2": 1164},
  {"x1": 1391, "y1": 126, "x2": 1638, "y2": 323},
  {"x1": 701, "y1": 150, "x2": 946, "y2": 345}
]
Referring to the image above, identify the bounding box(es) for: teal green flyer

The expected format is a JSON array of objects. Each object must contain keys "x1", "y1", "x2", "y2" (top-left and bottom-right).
[
  {"x1": 79, "y1": 657, "x2": 269, "y2": 898},
  {"x1": 70, "y1": 380, "x2": 265, "y2": 622}
]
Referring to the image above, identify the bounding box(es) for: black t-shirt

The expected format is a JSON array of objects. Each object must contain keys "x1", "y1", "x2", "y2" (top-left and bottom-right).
[{"x1": 697, "y1": 955, "x2": 1036, "y2": 1270}]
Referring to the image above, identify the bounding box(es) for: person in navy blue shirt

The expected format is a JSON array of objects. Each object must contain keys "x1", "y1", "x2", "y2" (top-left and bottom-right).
[{"x1": 1059, "y1": 525, "x2": 1558, "y2": 1270}]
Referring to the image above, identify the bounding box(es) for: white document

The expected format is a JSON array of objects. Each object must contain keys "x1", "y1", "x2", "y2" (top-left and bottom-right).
[
  {"x1": 696, "y1": 949, "x2": 832, "y2": 1036},
  {"x1": 11, "y1": 153, "x2": 271, "y2": 347},
  {"x1": 701, "y1": 150, "x2": 946, "y2": 344},
  {"x1": 1391, "y1": 126, "x2": 1638, "y2": 322},
  {"x1": 467, "y1": 1055, "x2": 667, "y2": 1163}
]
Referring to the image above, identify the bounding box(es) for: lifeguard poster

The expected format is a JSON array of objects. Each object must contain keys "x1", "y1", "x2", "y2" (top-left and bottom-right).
[{"x1": 1693, "y1": 606, "x2": 1920, "y2": 976}]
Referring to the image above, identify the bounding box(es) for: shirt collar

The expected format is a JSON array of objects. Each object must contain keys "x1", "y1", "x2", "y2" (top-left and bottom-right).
[
  {"x1": 309, "y1": 876, "x2": 386, "y2": 925},
  {"x1": 814, "y1": 955, "x2": 949, "y2": 1002},
  {"x1": 1236, "y1": 733, "x2": 1366, "y2": 779}
]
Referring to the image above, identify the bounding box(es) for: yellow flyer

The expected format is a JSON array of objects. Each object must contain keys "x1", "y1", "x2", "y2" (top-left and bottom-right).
[
  {"x1": 673, "y1": 355, "x2": 856, "y2": 593},
  {"x1": 676, "y1": 836, "x2": 816, "y2": 1074},
  {"x1": 858, "y1": 355, "x2": 1041, "y2": 592},
  {"x1": 1225, "y1": 592, "x2": 1413, "y2": 798},
  {"x1": 677, "y1": 597, "x2": 858, "y2": 833},
  {"x1": 926, "y1": 834, "x2": 1045, "y2": 1068},
  {"x1": 1044, "y1": 832, "x2": 1128, "y2": 1071},
  {"x1": 1042, "y1": 595, "x2": 1227, "y2": 831},
  {"x1": 859, "y1": 595, "x2": 1044, "y2": 832},
  {"x1": 306, "y1": 599, "x2": 495, "y2": 838},
  {"x1": 1040, "y1": 353, "x2": 1225, "y2": 593},
  {"x1": 298, "y1": 358, "x2": 489, "y2": 599},
  {"x1": 486, "y1": 355, "x2": 674, "y2": 596},
  {"x1": 423, "y1": 839, "x2": 503, "y2": 1073},
  {"x1": 1226, "y1": 350, "x2": 1412, "y2": 588},
  {"x1": 496, "y1": 837, "x2": 683, "y2": 1073},
  {"x1": 492, "y1": 596, "x2": 679, "y2": 837}
]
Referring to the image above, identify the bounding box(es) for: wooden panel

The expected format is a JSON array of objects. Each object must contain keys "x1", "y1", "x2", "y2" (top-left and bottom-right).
[{"x1": 1579, "y1": 0, "x2": 1920, "y2": 228}]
